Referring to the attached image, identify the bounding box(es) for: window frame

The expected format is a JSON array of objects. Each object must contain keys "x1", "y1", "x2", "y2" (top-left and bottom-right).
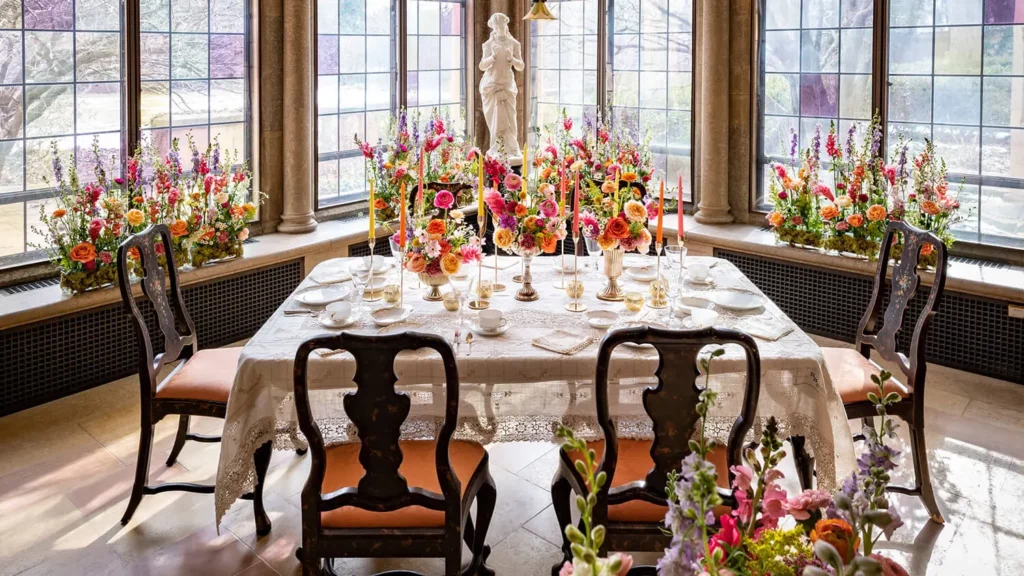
[
  {"x1": 0, "y1": 0, "x2": 259, "y2": 271},
  {"x1": 524, "y1": 0, "x2": 699, "y2": 213},
  {"x1": 313, "y1": 0, "x2": 475, "y2": 214},
  {"x1": 749, "y1": 0, "x2": 1024, "y2": 256}
]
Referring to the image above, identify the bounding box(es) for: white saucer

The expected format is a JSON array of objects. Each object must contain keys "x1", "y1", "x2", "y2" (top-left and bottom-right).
[
  {"x1": 552, "y1": 261, "x2": 581, "y2": 274},
  {"x1": 586, "y1": 310, "x2": 618, "y2": 330},
  {"x1": 470, "y1": 321, "x2": 509, "y2": 337},
  {"x1": 684, "y1": 274, "x2": 714, "y2": 286},
  {"x1": 677, "y1": 295, "x2": 714, "y2": 314},
  {"x1": 351, "y1": 260, "x2": 392, "y2": 275},
  {"x1": 295, "y1": 285, "x2": 351, "y2": 306},
  {"x1": 370, "y1": 305, "x2": 412, "y2": 326},
  {"x1": 683, "y1": 308, "x2": 720, "y2": 329},
  {"x1": 319, "y1": 311, "x2": 358, "y2": 329},
  {"x1": 711, "y1": 291, "x2": 764, "y2": 311},
  {"x1": 625, "y1": 267, "x2": 664, "y2": 282}
]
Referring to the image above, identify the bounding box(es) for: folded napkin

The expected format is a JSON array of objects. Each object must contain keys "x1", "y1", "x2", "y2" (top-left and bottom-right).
[
  {"x1": 309, "y1": 270, "x2": 352, "y2": 285},
  {"x1": 735, "y1": 313, "x2": 794, "y2": 341},
  {"x1": 532, "y1": 330, "x2": 595, "y2": 356},
  {"x1": 481, "y1": 256, "x2": 521, "y2": 270}
]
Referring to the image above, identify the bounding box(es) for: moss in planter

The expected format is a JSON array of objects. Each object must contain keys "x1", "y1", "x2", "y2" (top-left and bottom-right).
[
  {"x1": 60, "y1": 264, "x2": 119, "y2": 294},
  {"x1": 823, "y1": 235, "x2": 881, "y2": 261},
  {"x1": 775, "y1": 227, "x2": 823, "y2": 249},
  {"x1": 191, "y1": 240, "x2": 243, "y2": 268}
]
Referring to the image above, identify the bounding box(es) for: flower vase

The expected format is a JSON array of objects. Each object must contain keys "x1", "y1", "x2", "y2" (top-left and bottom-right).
[
  {"x1": 597, "y1": 247, "x2": 625, "y2": 302},
  {"x1": 515, "y1": 254, "x2": 539, "y2": 302},
  {"x1": 418, "y1": 272, "x2": 448, "y2": 301},
  {"x1": 192, "y1": 239, "x2": 243, "y2": 268}
]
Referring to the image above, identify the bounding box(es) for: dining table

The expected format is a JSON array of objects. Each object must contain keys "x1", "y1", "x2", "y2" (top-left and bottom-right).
[{"x1": 213, "y1": 252, "x2": 856, "y2": 527}]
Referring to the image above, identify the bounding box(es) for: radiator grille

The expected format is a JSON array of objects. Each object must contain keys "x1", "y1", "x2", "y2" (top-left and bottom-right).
[
  {"x1": 717, "y1": 249, "x2": 1024, "y2": 384},
  {"x1": 0, "y1": 260, "x2": 302, "y2": 416}
]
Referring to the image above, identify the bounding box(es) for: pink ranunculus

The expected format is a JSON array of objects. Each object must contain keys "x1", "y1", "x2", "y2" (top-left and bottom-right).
[
  {"x1": 484, "y1": 188, "x2": 506, "y2": 215},
  {"x1": 88, "y1": 217, "x2": 106, "y2": 241},
  {"x1": 434, "y1": 189, "x2": 455, "y2": 210},
  {"x1": 730, "y1": 465, "x2": 754, "y2": 492},
  {"x1": 504, "y1": 173, "x2": 522, "y2": 191},
  {"x1": 645, "y1": 201, "x2": 659, "y2": 221},
  {"x1": 540, "y1": 198, "x2": 559, "y2": 218},
  {"x1": 784, "y1": 489, "x2": 833, "y2": 521}
]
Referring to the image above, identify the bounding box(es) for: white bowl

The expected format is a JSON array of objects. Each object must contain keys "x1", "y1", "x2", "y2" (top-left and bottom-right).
[
  {"x1": 686, "y1": 308, "x2": 720, "y2": 329},
  {"x1": 370, "y1": 305, "x2": 412, "y2": 327},
  {"x1": 586, "y1": 310, "x2": 619, "y2": 330}
]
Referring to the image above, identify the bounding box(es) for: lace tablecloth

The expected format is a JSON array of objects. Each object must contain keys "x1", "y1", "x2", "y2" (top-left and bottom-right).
[{"x1": 214, "y1": 255, "x2": 856, "y2": 526}]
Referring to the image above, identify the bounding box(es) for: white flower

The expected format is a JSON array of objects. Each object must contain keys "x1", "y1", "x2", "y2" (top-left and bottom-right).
[
  {"x1": 835, "y1": 195, "x2": 853, "y2": 208},
  {"x1": 215, "y1": 192, "x2": 229, "y2": 204},
  {"x1": 238, "y1": 228, "x2": 249, "y2": 241},
  {"x1": 425, "y1": 241, "x2": 441, "y2": 258},
  {"x1": 451, "y1": 209, "x2": 464, "y2": 220}
]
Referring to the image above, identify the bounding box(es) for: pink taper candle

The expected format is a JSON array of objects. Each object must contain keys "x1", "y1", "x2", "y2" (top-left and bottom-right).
[
  {"x1": 656, "y1": 180, "x2": 664, "y2": 244},
  {"x1": 572, "y1": 172, "x2": 581, "y2": 236},
  {"x1": 678, "y1": 174, "x2": 684, "y2": 241}
]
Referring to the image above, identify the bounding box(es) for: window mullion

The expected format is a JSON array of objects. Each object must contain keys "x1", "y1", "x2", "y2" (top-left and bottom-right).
[
  {"x1": 125, "y1": 0, "x2": 142, "y2": 166},
  {"x1": 397, "y1": 0, "x2": 408, "y2": 111},
  {"x1": 872, "y1": 0, "x2": 889, "y2": 154},
  {"x1": 598, "y1": 0, "x2": 609, "y2": 112}
]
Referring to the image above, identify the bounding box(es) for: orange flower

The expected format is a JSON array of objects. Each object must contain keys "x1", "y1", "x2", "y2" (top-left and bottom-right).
[
  {"x1": 810, "y1": 519, "x2": 859, "y2": 564},
  {"x1": 540, "y1": 234, "x2": 558, "y2": 254},
  {"x1": 374, "y1": 198, "x2": 387, "y2": 210},
  {"x1": 767, "y1": 211, "x2": 785, "y2": 227},
  {"x1": 439, "y1": 173, "x2": 451, "y2": 183},
  {"x1": 230, "y1": 206, "x2": 245, "y2": 219},
  {"x1": 69, "y1": 242, "x2": 97, "y2": 263},
  {"x1": 846, "y1": 213, "x2": 865, "y2": 228},
  {"x1": 541, "y1": 167, "x2": 553, "y2": 180},
  {"x1": 406, "y1": 252, "x2": 426, "y2": 273},
  {"x1": 169, "y1": 219, "x2": 189, "y2": 238},
  {"x1": 621, "y1": 172, "x2": 638, "y2": 183},
  {"x1": 921, "y1": 200, "x2": 940, "y2": 215},
  {"x1": 440, "y1": 253, "x2": 461, "y2": 275},
  {"x1": 819, "y1": 203, "x2": 839, "y2": 220},
  {"x1": 606, "y1": 217, "x2": 632, "y2": 239},
  {"x1": 126, "y1": 209, "x2": 145, "y2": 227},
  {"x1": 132, "y1": 195, "x2": 144, "y2": 204},
  {"x1": 866, "y1": 204, "x2": 887, "y2": 222},
  {"x1": 494, "y1": 228, "x2": 514, "y2": 250},
  {"x1": 601, "y1": 180, "x2": 618, "y2": 195},
  {"x1": 52, "y1": 208, "x2": 66, "y2": 218},
  {"x1": 127, "y1": 246, "x2": 140, "y2": 261},
  {"x1": 920, "y1": 243, "x2": 934, "y2": 256},
  {"x1": 514, "y1": 203, "x2": 529, "y2": 217},
  {"x1": 523, "y1": 216, "x2": 538, "y2": 231},
  {"x1": 597, "y1": 232, "x2": 619, "y2": 251},
  {"x1": 426, "y1": 219, "x2": 447, "y2": 235}
]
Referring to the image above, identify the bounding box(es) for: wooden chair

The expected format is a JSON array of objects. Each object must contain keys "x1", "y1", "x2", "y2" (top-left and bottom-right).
[
  {"x1": 813, "y1": 220, "x2": 948, "y2": 523},
  {"x1": 116, "y1": 224, "x2": 277, "y2": 533},
  {"x1": 293, "y1": 331, "x2": 497, "y2": 576},
  {"x1": 550, "y1": 326, "x2": 762, "y2": 575}
]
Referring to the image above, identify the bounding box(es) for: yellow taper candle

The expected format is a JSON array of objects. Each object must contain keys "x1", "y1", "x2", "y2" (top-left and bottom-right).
[{"x1": 368, "y1": 179, "x2": 375, "y2": 240}]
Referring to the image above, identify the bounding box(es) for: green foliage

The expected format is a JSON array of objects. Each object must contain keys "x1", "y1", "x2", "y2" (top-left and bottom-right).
[{"x1": 741, "y1": 527, "x2": 814, "y2": 576}]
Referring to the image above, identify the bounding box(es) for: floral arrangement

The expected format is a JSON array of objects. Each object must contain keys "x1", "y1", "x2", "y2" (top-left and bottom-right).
[
  {"x1": 34, "y1": 140, "x2": 126, "y2": 293},
  {"x1": 356, "y1": 108, "x2": 418, "y2": 223},
  {"x1": 402, "y1": 206, "x2": 483, "y2": 278},
  {"x1": 577, "y1": 180, "x2": 656, "y2": 255},
  {"x1": 553, "y1": 111, "x2": 656, "y2": 189},
  {"x1": 767, "y1": 117, "x2": 966, "y2": 267},
  {"x1": 483, "y1": 154, "x2": 567, "y2": 257}
]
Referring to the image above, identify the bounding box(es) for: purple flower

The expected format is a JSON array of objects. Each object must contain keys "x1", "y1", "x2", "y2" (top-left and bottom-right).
[
  {"x1": 897, "y1": 144, "x2": 909, "y2": 179},
  {"x1": 870, "y1": 122, "x2": 883, "y2": 158},
  {"x1": 498, "y1": 212, "x2": 517, "y2": 229},
  {"x1": 812, "y1": 123, "x2": 822, "y2": 164},
  {"x1": 212, "y1": 145, "x2": 221, "y2": 171},
  {"x1": 51, "y1": 150, "x2": 63, "y2": 183},
  {"x1": 846, "y1": 124, "x2": 856, "y2": 158},
  {"x1": 789, "y1": 128, "x2": 799, "y2": 160}
]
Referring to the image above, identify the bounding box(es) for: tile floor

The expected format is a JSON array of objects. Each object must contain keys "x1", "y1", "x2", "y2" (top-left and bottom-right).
[{"x1": 0, "y1": 336, "x2": 1022, "y2": 575}]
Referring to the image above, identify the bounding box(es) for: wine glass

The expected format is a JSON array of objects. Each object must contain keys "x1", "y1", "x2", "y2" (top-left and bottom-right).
[
  {"x1": 585, "y1": 236, "x2": 601, "y2": 274},
  {"x1": 665, "y1": 272, "x2": 681, "y2": 326},
  {"x1": 449, "y1": 272, "x2": 474, "y2": 332},
  {"x1": 665, "y1": 244, "x2": 687, "y2": 277},
  {"x1": 350, "y1": 266, "x2": 373, "y2": 318}
]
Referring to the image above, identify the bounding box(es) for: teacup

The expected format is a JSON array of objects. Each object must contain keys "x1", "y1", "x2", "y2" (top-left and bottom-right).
[
  {"x1": 361, "y1": 255, "x2": 385, "y2": 271},
  {"x1": 688, "y1": 262, "x2": 710, "y2": 282},
  {"x1": 326, "y1": 301, "x2": 352, "y2": 322},
  {"x1": 478, "y1": 309, "x2": 507, "y2": 331}
]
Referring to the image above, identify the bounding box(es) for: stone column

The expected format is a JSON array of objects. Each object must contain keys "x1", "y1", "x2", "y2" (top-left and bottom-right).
[
  {"x1": 695, "y1": 0, "x2": 734, "y2": 224},
  {"x1": 258, "y1": 0, "x2": 284, "y2": 232},
  {"x1": 278, "y1": 0, "x2": 318, "y2": 233}
]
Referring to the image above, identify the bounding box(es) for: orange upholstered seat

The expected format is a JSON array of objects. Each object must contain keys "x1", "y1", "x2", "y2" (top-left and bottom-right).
[
  {"x1": 570, "y1": 439, "x2": 730, "y2": 523},
  {"x1": 822, "y1": 347, "x2": 911, "y2": 404},
  {"x1": 320, "y1": 440, "x2": 486, "y2": 529},
  {"x1": 155, "y1": 348, "x2": 242, "y2": 403}
]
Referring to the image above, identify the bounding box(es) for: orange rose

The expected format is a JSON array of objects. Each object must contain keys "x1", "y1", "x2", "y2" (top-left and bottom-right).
[
  {"x1": 920, "y1": 243, "x2": 934, "y2": 256},
  {"x1": 440, "y1": 253, "x2": 461, "y2": 275},
  {"x1": 866, "y1": 204, "x2": 887, "y2": 222},
  {"x1": 69, "y1": 242, "x2": 97, "y2": 264},
  {"x1": 426, "y1": 219, "x2": 447, "y2": 235},
  {"x1": 597, "y1": 232, "x2": 619, "y2": 251},
  {"x1": 514, "y1": 203, "x2": 529, "y2": 217},
  {"x1": 820, "y1": 203, "x2": 839, "y2": 220},
  {"x1": 540, "y1": 234, "x2": 558, "y2": 254},
  {"x1": 921, "y1": 200, "x2": 940, "y2": 216},
  {"x1": 606, "y1": 217, "x2": 631, "y2": 239},
  {"x1": 374, "y1": 198, "x2": 387, "y2": 210},
  {"x1": 523, "y1": 216, "x2": 538, "y2": 231},
  {"x1": 623, "y1": 200, "x2": 647, "y2": 223},
  {"x1": 601, "y1": 180, "x2": 618, "y2": 195},
  {"x1": 621, "y1": 172, "x2": 638, "y2": 183},
  {"x1": 405, "y1": 253, "x2": 426, "y2": 273},
  {"x1": 846, "y1": 213, "x2": 865, "y2": 228},
  {"x1": 126, "y1": 209, "x2": 145, "y2": 227},
  {"x1": 169, "y1": 219, "x2": 189, "y2": 238},
  {"x1": 127, "y1": 246, "x2": 140, "y2": 261},
  {"x1": 810, "y1": 519, "x2": 859, "y2": 564},
  {"x1": 494, "y1": 228, "x2": 514, "y2": 250},
  {"x1": 767, "y1": 211, "x2": 785, "y2": 227},
  {"x1": 52, "y1": 208, "x2": 66, "y2": 218}
]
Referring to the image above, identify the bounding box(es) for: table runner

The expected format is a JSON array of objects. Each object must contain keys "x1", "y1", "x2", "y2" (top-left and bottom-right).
[{"x1": 214, "y1": 256, "x2": 855, "y2": 526}]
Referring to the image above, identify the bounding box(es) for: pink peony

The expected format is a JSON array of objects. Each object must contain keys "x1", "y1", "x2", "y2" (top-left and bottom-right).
[
  {"x1": 434, "y1": 189, "x2": 455, "y2": 210},
  {"x1": 504, "y1": 173, "x2": 522, "y2": 191},
  {"x1": 784, "y1": 489, "x2": 832, "y2": 521}
]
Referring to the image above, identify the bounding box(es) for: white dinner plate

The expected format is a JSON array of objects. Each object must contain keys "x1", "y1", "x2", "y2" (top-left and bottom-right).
[
  {"x1": 470, "y1": 321, "x2": 509, "y2": 337},
  {"x1": 370, "y1": 305, "x2": 412, "y2": 327},
  {"x1": 295, "y1": 285, "x2": 351, "y2": 306},
  {"x1": 318, "y1": 311, "x2": 358, "y2": 329},
  {"x1": 711, "y1": 291, "x2": 764, "y2": 311},
  {"x1": 586, "y1": 310, "x2": 619, "y2": 330},
  {"x1": 683, "y1": 274, "x2": 715, "y2": 286}
]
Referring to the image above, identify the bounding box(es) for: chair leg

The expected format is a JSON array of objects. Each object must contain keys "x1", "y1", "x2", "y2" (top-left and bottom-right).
[
  {"x1": 166, "y1": 414, "x2": 190, "y2": 466},
  {"x1": 253, "y1": 441, "x2": 273, "y2": 536},
  {"x1": 121, "y1": 423, "x2": 155, "y2": 525},
  {"x1": 909, "y1": 424, "x2": 944, "y2": 525},
  {"x1": 297, "y1": 547, "x2": 321, "y2": 576},
  {"x1": 550, "y1": 471, "x2": 574, "y2": 576},
  {"x1": 790, "y1": 435, "x2": 815, "y2": 491},
  {"x1": 463, "y1": 475, "x2": 496, "y2": 576}
]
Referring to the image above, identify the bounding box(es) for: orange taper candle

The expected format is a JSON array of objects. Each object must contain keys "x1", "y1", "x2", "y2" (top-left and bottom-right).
[{"x1": 657, "y1": 180, "x2": 664, "y2": 244}]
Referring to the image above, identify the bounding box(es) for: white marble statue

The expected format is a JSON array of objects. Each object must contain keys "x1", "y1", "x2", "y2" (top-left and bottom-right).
[{"x1": 479, "y1": 13, "x2": 524, "y2": 161}]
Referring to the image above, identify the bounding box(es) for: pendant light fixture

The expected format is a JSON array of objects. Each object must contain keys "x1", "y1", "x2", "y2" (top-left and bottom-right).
[{"x1": 523, "y1": 0, "x2": 556, "y2": 21}]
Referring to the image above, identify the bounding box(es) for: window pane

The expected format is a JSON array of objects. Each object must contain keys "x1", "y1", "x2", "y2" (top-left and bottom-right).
[
  {"x1": 0, "y1": 1, "x2": 123, "y2": 266},
  {"x1": 317, "y1": 0, "x2": 397, "y2": 208},
  {"x1": 888, "y1": 1, "x2": 1024, "y2": 247},
  {"x1": 756, "y1": 0, "x2": 872, "y2": 205},
  {"x1": 607, "y1": 0, "x2": 694, "y2": 201}
]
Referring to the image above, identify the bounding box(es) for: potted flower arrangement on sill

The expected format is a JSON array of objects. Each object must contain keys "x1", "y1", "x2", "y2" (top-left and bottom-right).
[
  {"x1": 412, "y1": 107, "x2": 478, "y2": 210},
  {"x1": 34, "y1": 141, "x2": 125, "y2": 294},
  {"x1": 188, "y1": 140, "x2": 259, "y2": 268},
  {"x1": 355, "y1": 108, "x2": 418, "y2": 226},
  {"x1": 766, "y1": 128, "x2": 825, "y2": 249},
  {"x1": 403, "y1": 198, "x2": 483, "y2": 301}
]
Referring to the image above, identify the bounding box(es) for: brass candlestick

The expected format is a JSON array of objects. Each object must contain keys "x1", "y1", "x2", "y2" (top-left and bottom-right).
[
  {"x1": 565, "y1": 236, "x2": 586, "y2": 312},
  {"x1": 470, "y1": 218, "x2": 490, "y2": 310},
  {"x1": 365, "y1": 238, "x2": 382, "y2": 302},
  {"x1": 558, "y1": 237, "x2": 566, "y2": 289},
  {"x1": 648, "y1": 242, "x2": 667, "y2": 309},
  {"x1": 492, "y1": 250, "x2": 506, "y2": 292}
]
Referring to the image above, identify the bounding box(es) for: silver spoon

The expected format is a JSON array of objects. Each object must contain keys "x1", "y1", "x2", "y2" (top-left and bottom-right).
[{"x1": 465, "y1": 332, "x2": 473, "y2": 356}]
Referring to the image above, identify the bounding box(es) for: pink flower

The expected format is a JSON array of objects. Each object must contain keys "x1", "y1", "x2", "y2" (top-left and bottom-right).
[
  {"x1": 540, "y1": 198, "x2": 559, "y2": 218},
  {"x1": 217, "y1": 231, "x2": 229, "y2": 244},
  {"x1": 790, "y1": 215, "x2": 803, "y2": 225},
  {"x1": 154, "y1": 242, "x2": 165, "y2": 255},
  {"x1": 709, "y1": 514, "x2": 741, "y2": 555},
  {"x1": 559, "y1": 561, "x2": 573, "y2": 576},
  {"x1": 581, "y1": 213, "x2": 600, "y2": 239},
  {"x1": 773, "y1": 164, "x2": 788, "y2": 180},
  {"x1": 645, "y1": 201, "x2": 659, "y2": 221},
  {"x1": 730, "y1": 465, "x2": 754, "y2": 492},
  {"x1": 784, "y1": 489, "x2": 833, "y2": 521},
  {"x1": 460, "y1": 244, "x2": 482, "y2": 263},
  {"x1": 394, "y1": 166, "x2": 408, "y2": 179},
  {"x1": 88, "y1": 218, "x2": 106, "y2": 241},
  {"x1": 484, "y1": 188, "x2": 506, "y2": 215},
  {"x1": 734, "y1": 488, "x2": 753, "y2": 524},
  {"x1": 563, "y1": 117, "x2": 573, "y2": 132},
  {"x1": 760, "y1": 483, "x2": 788, "y2": 528},
  {"x1": 168, "y1": 187, "x2": 180, "y2": 205},
  {"x1": 84, "y1": 259, "x2": 96, "y2": 272},
  {"x1": 434, "y1": 189, "x2": 455, "y2": 210},
  {"x1": 98, "y1": 251, "x2": 113, "y2": 265},
  {"x1": 836, "y1": 221, "x2": 850, "y2": 232},
  {"x1": 611, "y1": 553, "x2": 633, "y2": 576},
  {"x1": 504, "y1": 173, "x2": 522, "y2": 191},
  {"x1": 238, "y1": 228, "x2": 249, "y2": 242},
  {"x1": 778, "y1": 190, "x2": 788, "y2": 200},
  {"x1": 813, "y1": 184, "x2": 835, "y2": 202},
  {"x1": 466, "y1": 147, "x2": 480, "y2": 161}
]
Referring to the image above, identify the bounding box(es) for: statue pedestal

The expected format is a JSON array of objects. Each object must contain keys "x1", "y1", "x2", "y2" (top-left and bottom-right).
[{"x1": 508, "y1": 156, "x2": 524, "y2": 176}]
